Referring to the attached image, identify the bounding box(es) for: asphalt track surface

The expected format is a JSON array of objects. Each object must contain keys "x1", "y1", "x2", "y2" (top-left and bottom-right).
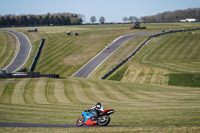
[
  {"x1": 72, "y1": 31, "x2": 160, "y2": 78},
  {"x1": 0, "y1": 122, "x2": 160, "y2": 128},
  {"x1": 0, "y1": 29, "x2": 31, "y2": 73}
]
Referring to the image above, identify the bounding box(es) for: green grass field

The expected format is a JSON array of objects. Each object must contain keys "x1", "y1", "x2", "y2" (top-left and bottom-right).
[
  {"x1": 102, "y1": 25, "x2": 200, "y2": 87},
  {"x1": 7, "y1": 24, "x2": 142, "y2": 76},
  {"x1": 6, "y1": 23, "x2": 198, "y2": 77},
  {"x1": 0, "y1": 78, "x2": 200, "y2": 132},
  {"x1": 1, "y1": 23, "x2": 200, "y2": 132},
  {"x1": 0, "y1": 31, "x2": 18, "y2": 69},
  {"x1": 141, "y1": 31, "x2": 200, "y2": 72}
]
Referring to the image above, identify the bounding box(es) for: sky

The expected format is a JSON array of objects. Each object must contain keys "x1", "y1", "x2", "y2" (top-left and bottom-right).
[{"x1": 0, "y1": 0, "x2": 200, "y2": 23}]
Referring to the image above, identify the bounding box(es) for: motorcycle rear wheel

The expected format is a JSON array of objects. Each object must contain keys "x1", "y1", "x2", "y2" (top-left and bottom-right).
[
  {"x1": 98, "y1": 115, "x2": 110, "y2": 126},
  {"x1": 76, "y1": 116, "x2": 85, "y2": 126}
]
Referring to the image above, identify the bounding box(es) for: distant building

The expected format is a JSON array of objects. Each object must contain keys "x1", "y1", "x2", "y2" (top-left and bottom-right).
[
  {"x1": 180, "y1": 18, "x2": 197, "y2": 22},
  {"x1": 180, "y1": 20, "x2": 187, "y2": 22}
]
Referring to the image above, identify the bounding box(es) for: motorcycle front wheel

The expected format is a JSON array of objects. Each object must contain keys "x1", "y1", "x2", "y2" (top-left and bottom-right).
[
  {"x1": 97, "y1": 115, "x2": 110, "y2": 126},
  {"x1": 76, "y1": 116, "x2": 85, "y2": 126}
]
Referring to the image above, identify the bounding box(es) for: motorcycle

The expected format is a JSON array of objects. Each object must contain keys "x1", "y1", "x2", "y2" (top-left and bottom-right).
[{"x1": 76, "y1": 109, "x2": 114, "y2": 126}]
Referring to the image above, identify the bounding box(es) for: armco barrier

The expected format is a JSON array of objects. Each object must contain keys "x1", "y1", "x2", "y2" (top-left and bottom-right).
[
  {"x1": 0, "y1": 72, "x2": 59, "y2": 78},
  {"x1": 101, "y1": 28, "x2": 199, "y2": 79},
  {"x1": 29, "y1": 38, "x2": 45, "y2": 72}
]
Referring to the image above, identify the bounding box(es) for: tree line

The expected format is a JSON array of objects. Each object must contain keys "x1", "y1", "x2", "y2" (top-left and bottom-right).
[
  {"x1": 90, "y1": 16, "x2": 105, "y2": 24},
  {"x1": 0, "y1": 13, "x2": 83, "y2": 26},
  {"x1": 122, "y1": 8, "x2": 200, "y2": 23},
  {"x1": 140, "y1": 8, "x2": 200, "y2": 22}
]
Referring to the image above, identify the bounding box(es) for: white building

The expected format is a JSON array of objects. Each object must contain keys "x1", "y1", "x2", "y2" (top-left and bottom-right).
[{"x1": 180, "y1": 18, "x2": 197, "y2": 22}]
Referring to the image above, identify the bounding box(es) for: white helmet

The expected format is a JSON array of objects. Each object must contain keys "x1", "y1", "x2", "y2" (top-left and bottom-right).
[{"x1": 96, "y1": 102, "x2": 101, "y2": 109}]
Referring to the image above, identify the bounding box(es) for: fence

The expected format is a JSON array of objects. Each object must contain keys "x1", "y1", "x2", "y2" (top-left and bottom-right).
[
  {"x1": 0, "y1": 72, "x2": 59, "y2": 78},
  {"x1": 101, "y1": 28, "x2": 199, "y2": 79}
]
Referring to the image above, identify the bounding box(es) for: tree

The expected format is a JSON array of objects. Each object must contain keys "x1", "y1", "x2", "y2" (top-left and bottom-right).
[
  {"x1": 99, "y1": 16, "x2": 105, "y2": 24},
  {"x1": 70, "y1": 17, "x2": 82, "y2": 25},
  {"x1": 90, "y1": 16, "x2": 97, "y2": 24},
  {"x1": 122, "y1": 17, "x2": 129, "y2": 23},
  {"x1": 129, "y1": 16, "x2": 138, "y2": 23},
  {"x1": 78, "y1": 14, "x2": 86, "y2": 22}
]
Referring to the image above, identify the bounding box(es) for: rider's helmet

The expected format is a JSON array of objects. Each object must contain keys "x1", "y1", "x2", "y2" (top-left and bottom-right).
[{"x1": 95, "y1": 102, "x2": 101, "y2": 109}]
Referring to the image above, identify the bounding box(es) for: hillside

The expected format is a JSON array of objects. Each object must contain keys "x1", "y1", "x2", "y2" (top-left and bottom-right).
[
  {"x1": 0, "y1": 78, "x2": 199, "y2": 127},
  {"x1": 7, "y1": 24, "x2": 146, "y2": 77},
  {"x1": 5, "y1": 23, "x2": 200, "y2": 84},
  {"x1": 104, "y1": 29, "x2": 200, "y2": 87},
  {"x1": 90, "y1": 23, "x2": 200, "y2": 87},
  {"x1": 0, "y1": 23, "x2": 200, "y2": 132}
]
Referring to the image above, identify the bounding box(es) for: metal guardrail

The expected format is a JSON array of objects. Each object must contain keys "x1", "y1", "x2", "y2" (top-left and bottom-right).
[
  {"x1": 29, "y1": 38, "x2": 45, "y2": 72},
  {"x1": 0, "y1": 72, "x2": 59, "y2": 78},
  {"x1": 101, "y1": 28, "x2": 199, "y2": 80}
]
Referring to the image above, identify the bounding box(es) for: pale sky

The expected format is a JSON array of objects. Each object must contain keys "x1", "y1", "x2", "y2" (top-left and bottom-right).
[{"x1": 0, "y1": 0, "x2": 200, "y2": 22}]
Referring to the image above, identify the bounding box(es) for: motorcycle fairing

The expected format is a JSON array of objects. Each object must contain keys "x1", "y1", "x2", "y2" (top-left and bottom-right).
[
  {"x1": 85, "y1": 119, "x2": 97, "y2": 125},
  {"x1": 82, "y1": 110, "x2": 97, "y2": 125},
  {"x1": 99, "y1": 109, "x2": 114, "y2": 116}
]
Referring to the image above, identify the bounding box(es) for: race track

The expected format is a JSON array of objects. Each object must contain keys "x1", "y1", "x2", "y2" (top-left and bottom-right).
[
  {"x1": 0, "y1": 122, "x2": 160, "y2": 128},
  {"x1": 72, "y1": 31, "x2": 160, "y2": 78},
  {"x1": 0, "y1": 122, "x2": 76, "y2": 128},
  {"x1": 0, "y1": 29, "x2": 31, "y2": 73}
]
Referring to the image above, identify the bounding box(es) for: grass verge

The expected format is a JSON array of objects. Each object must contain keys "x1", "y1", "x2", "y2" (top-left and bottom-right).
[
  {"x1": 0, "y1": 126, "x2": 200, "y2": 133},
  {"x1": 0, "y1": 31, "x2": 18, "y2": 69},
  {"x1": 0, "y1": 78, "x2": 199, "y2": 126}
]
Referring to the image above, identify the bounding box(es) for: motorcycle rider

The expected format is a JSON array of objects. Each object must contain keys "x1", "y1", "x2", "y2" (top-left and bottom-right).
[{"x1": 90, "y1": 102, "x2": 104, "y2": 119}]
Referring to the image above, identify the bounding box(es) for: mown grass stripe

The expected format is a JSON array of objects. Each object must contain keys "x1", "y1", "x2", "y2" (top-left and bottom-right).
[
  {"x1": 34, "y1": 79, "x2": 49, "y2": 104},
  {"x1": 163, "y1": 62, "x2": 200, "y2": 73},
  {"x1": 64, "y1": 79, "x2": 81, "y2": 103},
  {"x1": 145, "y1": 37, "x2": 168, "y2": 61},
  {"x1": 0, "y1": 31, "x2": 18, "y2": 68},
  {"x1": 93, "y1": 81, "x2": 118, "y2": 102},
  {"x1": 45, "y1": 79, "x2": 58, "y2": 103},
  {"x1": 76, "y1": 79, "x2": 98, "y2": 102},
  {"x1": 130, "y1": 67, "x2": 143, "y2": 83},
  {"x1": 167, "y1": 35, "x2": 188, "y2": 61},
  {"x1": 11, "y1": 79, "x2": 30, "y2": 104},
  {"x1": 186, "y1": 35, "x2": 200, "y2": 60},
  {"x1": 24, "y1": 79, "x2": 38, "y2": 104},
  {"x1": 0, "y1": 32, "x2": 7, "y2": 64},
  {"x1": 86, "y1": 81, "x2": 113, "y2": 102},
  {"x1": 174, "y1": 35, "x2": 194, "y2": 61},
  {"x1": 149, "y1": 69, "x2": 159, "y2": 84},
  {"x1": 0, "y1": 81, "x2": 10, "y2": 103},
  {"x1": 95, "y1": 82, "x2": 117, "y2": 101},
  {"x1": 140, "y1": 31, "x2": 200, "y2": 75},
  {"x1": 70, "y1": 79, "x2": 93, "y2": 103},
  {"x1": 115, "y1": 84, "x2": 136, "y2": 100},
  {"x1": 54, "y1": 79, "x2": 71, "y2": 103},
  {"x1": 0, "y1": 81, "x2": 16, "y2": 104},
  {"x1": 103, "y1": 83, "x2": 131, "y2": 101},
  {"x1": 158, "y1": 36, "x2": 181, "y2": 61},
  {"x1": 177, "y1": 62, "x2": 200, "y2": 70},
  {"x1": 121, "y1": 84, "x2": 155, "y2": 100}
]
